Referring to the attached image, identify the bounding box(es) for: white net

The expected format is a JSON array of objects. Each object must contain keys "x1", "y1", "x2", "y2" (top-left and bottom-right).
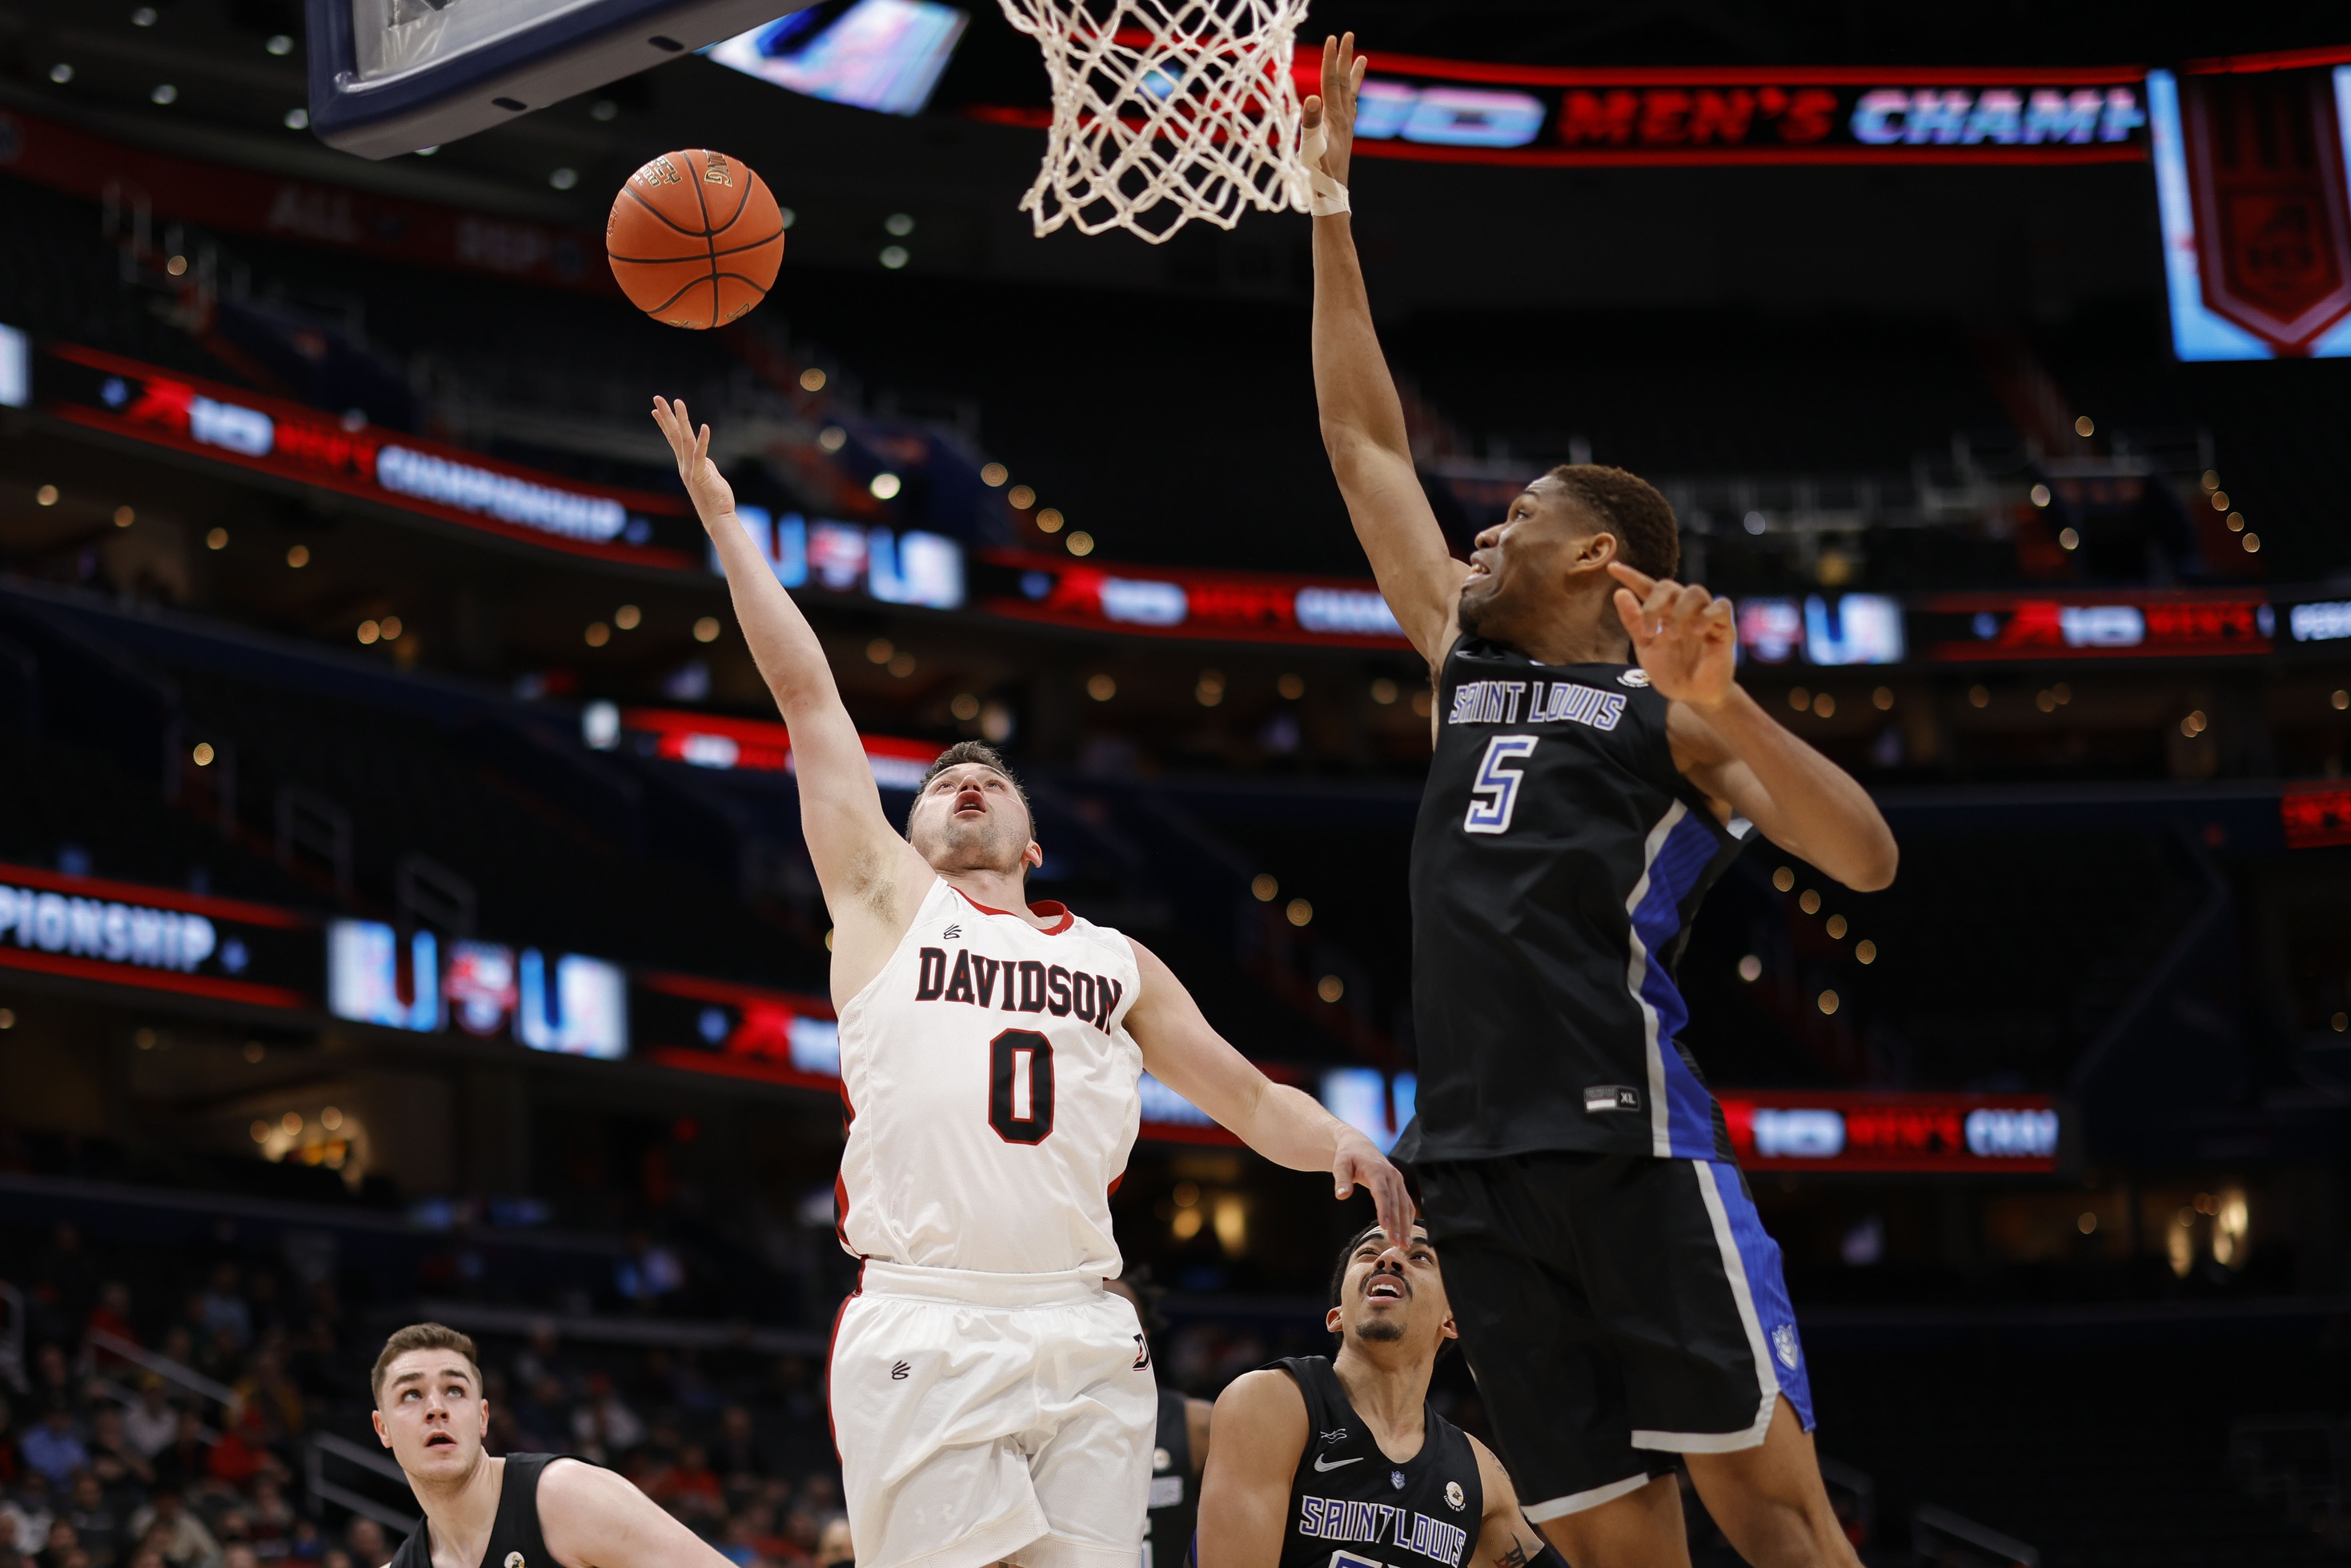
[{"x1": 994, "y1": 0, "x2": 1315, "y2": 243}]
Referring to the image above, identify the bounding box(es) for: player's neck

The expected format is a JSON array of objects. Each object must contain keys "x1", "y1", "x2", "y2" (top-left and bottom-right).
[
  {"x1": 937, "y1": 866, "x2": 1048, "y2": 925},
  {"x1": 1330, "y1": 1343, "x2": 1431, "y2": 1454},
  {"x1": 1503, "y1": 593, "x2": 1630, "y2": 667},
  {"x1": 411, "y1": 1452, "x2": 503, "y2": 1558}
]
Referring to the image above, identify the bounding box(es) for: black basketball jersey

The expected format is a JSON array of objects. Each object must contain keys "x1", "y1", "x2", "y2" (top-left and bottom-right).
[
  {"x1": 388, "y1": 1454, "x2": 560, "y2": 1568},
  {"x1": 1145, "y1": 1386, "x2": 1196, "y2": 1568},
  {"x1": 1273, "y1": 1356, "x2": 1482, "y2": 1568},
  {"x1": 1394, "y1": 636, "x2": 1747, "y2": 1166}
]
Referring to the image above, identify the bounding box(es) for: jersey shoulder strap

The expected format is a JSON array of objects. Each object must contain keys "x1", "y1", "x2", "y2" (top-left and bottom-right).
[{"x1": 495, "y1": 1453, "x2": 561, "y2": 1568}]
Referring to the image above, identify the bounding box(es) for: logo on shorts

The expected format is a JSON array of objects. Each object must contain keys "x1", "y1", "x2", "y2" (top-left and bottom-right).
[
  {"x1": 1771, "y1": 1324, "x2": 1801, "y2": 1372},
  {"x1": 1443, "y1": 1482, "x2": 1464, "y2": 1511},
  {"x1": 1584, "y1": 1085, "x2": 1642, "y2": 1114},
  {"x1": 1618, "y1": 668, "x2": 1651, "y2": 688},
  {"x1": 1391, "y1": 1471, "x2": 1406, "y2": 1490},
  {"x1": 889, "y1": 1361, "x2": 910, "y2": 1381}
]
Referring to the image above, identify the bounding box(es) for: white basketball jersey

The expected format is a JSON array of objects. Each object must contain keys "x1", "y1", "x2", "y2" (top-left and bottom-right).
[{"x1": 835, "y1": 877, "x2": 1144, "y2": 1278}]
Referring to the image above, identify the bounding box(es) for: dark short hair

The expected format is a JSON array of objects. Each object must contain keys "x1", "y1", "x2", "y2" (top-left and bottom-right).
[
  {"x1": 911, "y1": 742, "x2": 1036, "y2": 843},
  {"x1": 370, "y1": 1323, "x2": 480, "y2": 1407},
  {"x1": 1543, "y1": 463, "x2": 1679, "y2": 581}
]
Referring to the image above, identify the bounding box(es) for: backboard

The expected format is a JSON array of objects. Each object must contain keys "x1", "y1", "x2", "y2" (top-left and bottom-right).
[{"x1": 306, "y1": 0, "x2": 816, "y2": 159}]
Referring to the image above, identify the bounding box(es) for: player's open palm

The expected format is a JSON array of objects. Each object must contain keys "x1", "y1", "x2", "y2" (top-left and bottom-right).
[
  {"x1": 1611, "y1": 562, "x2": 1735, "y2": 708},
  {"x1": 650, "y1": 395, "x2": 736, "y2": 523},
  {"x1": 1302, "y1": 33, "x2": 1367, "y2": 186}
]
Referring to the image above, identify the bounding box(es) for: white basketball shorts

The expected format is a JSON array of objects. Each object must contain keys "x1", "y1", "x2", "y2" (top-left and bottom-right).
[{"x1": 829, "y1": 1260, "x2": 1156, "y2": 1568}]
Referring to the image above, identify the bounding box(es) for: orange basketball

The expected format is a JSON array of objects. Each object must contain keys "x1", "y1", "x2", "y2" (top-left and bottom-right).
[{"x1": 607, "y1": 149, "x2": 784, "y2": 330}]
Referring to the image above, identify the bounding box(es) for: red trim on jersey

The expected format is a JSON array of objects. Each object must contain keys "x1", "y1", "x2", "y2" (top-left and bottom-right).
[
  {"x1": 824, "y1": 1261, "x2": 861, "y2": 1465},
  {"x1": 952, "y1": 887, "x2": 1076, "y2": 935},
  {"x1": 1107, "y1": 1173, "x2": 1124, "y2": 1198}
]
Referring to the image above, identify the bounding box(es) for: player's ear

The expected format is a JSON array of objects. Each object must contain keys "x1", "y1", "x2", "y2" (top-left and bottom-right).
[
  {"x1": 371, "y1": 1408, "x2": 389, "y2": 1447},
  {"x1": 1438, "y1": 1311, "x2": 1458, "y2": 1341},
  {"x1": 1325, "y1": 1305, "x2": 1345, "y2": 1335},
  {"x1": 1023, "y1": 839, "x2": 1043, "y2": 872}
]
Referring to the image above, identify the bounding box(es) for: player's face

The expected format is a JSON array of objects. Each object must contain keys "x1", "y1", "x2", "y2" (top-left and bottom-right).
[
  {"x1": 1328, "y1": 1228, "x2": 1454, "y2": 1353},
  {"x1": 908, "y1": 764, "x2": 1041, "y2": 878},
  {"x1": 1458, "y1": 479, "x2": 1609, "y2": 644},
  {"x1": 370, "y1": 1351, "x2": 487, "y2": 1484}
]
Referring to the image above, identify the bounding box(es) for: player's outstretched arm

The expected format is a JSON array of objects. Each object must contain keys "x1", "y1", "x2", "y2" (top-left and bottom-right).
[
  {"x1": 1610, "y1": 563, "x2": 1899, "y2": 892},
  {"x1": 1468, "y1": 1438, "x2": 1556, "y2": 1568},
  {"x1": 538, "y1": 1458, "x2": 739, "y2": 1568},
  {"x1": 1196, "y1": 1369, "x2": 1310, "y2": 1568},
  {"x1": 1125, "y1": 937, "x2": 1410, "y2": 1241},
  {"x1": 1305, "y1": 33, "x2": 1469, "y2": 666},
  {"x1": 652, "y1": 398, "x2": 931, "y2": 980}
]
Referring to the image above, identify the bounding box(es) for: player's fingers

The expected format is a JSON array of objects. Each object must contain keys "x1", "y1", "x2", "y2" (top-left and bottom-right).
[
  {"x1": 1639, "y1": 580, "x2": 1678, "y2": 632},
  {"x1": 1350, "y1": 54, "x2": 1366, "y2": 94},
  {"x1": 1613, "y1": 587, "x2": 1647, "y2": 640},
  {"x1": 1607, "y1": 559, "x2": 1657, "y2": 596},
  {"x1": 693, "y1": 424, "x2": 712, "y2": 471},
  {"x1": 1666, "y1": 584, "x2": 1710, "y2": 632}
]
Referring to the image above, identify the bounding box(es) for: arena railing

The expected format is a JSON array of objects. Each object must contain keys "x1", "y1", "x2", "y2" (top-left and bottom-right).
[{"x1": 1911, "y1": 1503, "x2": 2040, "y2": 1568}]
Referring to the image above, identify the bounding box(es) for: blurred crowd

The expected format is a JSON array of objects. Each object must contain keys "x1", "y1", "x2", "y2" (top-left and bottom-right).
[{"x1": 0, "y1": 1226, "x2": 850, "y2": 1568}]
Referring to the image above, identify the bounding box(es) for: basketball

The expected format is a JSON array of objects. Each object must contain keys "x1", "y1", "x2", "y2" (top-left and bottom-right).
[{"x1": 607, "y1": 148, "x2": 785, "y2": 330}]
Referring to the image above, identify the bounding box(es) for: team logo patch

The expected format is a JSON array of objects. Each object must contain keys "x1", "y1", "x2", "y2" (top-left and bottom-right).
[
  {"x1": 1618, "y1": 668, "x2": 1651, "y2": 687},
  {"x1": 942, "y1": 924, "x2": 961, "y2": 939},
  {"x1": 889, "y1": 1360, "x2": 910, "y2": 1381},
  {"x1": 1320, "y1": 1428, "x2": 1350, "y2": 1444},
  {"x1": 1153, "y1": 1447, "x2": 1173, "y2": 1472},
  {"x1": 1584, "y1": 1085, "x2": 1642, "y2": 1114},
  {"x1": 504, "y1": 1555, "x2": 524, "y2": 1568},
  {"x1": 1771, "y1": 1323, "x2": 1801, "y2": 1371},
  {"x1": 1444, "y1": 1482, "x2": 1465, "y2": 1511},
  {"x1": 1390, "y1": 1470, "x2": 1406, "y2": 1490}
]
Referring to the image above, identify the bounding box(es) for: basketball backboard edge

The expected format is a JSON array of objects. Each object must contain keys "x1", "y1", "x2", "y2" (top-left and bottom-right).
[{"x1": 307, "y1": 0, "x2": 817, "y2": 160}]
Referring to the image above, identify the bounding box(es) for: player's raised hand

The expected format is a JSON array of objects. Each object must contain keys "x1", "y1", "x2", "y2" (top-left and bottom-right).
[
  {"x1": 650, "y1": 395, "x2": 736, "y2": 524},
  {"x1": 1332, "y1": 1129, "x2": 1414, "y2": 1245},
  {"x1": 1301, "y1": 32, "x2": 1368, "y2": 187},
  {"x1": 1611, "y1": 561, "x2": 1736, "y2": 709}
]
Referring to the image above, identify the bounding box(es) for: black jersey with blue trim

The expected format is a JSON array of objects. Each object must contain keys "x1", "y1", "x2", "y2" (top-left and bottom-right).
[
  {"x1": 1394, "y1": 636, "x2": 1748, "y2": 1165},
  {"x1": 1271, "y1": 1356, "x2": 1482, "y2": 1568}
]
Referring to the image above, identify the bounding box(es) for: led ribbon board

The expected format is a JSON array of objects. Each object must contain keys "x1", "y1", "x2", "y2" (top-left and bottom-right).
[
  {"x1": 1719, "y1": 1092, "x2": 2061, "y2": 1173},
  {"x1": 0, "y1": 861, "x2": 316, "y2": 1009},
  {"x1": 39, "y1": 343, "x2": 693, "y2": 567}
]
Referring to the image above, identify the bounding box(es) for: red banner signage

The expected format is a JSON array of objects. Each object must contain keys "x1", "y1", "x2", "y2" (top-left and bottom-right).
[
  {"x1": 977, "y1": 550, "x2": 1410, "y2": 648},
  {"x1": 0, "y1": 860, "x2": 315, "y2": 1010},
  {"x1": 40, "y1": 343, "x2": 695, "y2": 568},
  {"x1": 1719, "y1": 1092, "x2": 2061, "y2": 1173},
  {"x1": 0, "y1": 108, "x2": 610, "y2": 296},
  {"x1": 2282, "y1": 783, "x2": 2351, "y2": 849},
  {"x1": 1912, "y1": 590, "x2": 2273, "y2": 660}
]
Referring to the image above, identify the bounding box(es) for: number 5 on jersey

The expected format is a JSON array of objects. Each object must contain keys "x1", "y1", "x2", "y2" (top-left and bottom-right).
[{"x1": 1465, "y1": 736, "x2": 1538, "y2": 835}]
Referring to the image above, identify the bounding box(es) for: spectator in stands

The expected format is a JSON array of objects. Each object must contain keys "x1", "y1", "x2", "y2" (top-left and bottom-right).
[
  {"x1": 37, "y1": 1517, "x2": 83, "y2": 1568},
  {"x1": 711, "y1": 1409, "x2": 767, "y2": 1499},
  {"x1": 86, "y1": 1408, "x2": 154, "y2": 1498},
  {"x1": 240, "y1": 1482, "x2": 289, "y2": 1559},
  {"x1": 119, "y1": 1549, "x2": 160, "y2": 1568},
  {"x1": 231, "y1": 1347, "x2": 302, "y2": 1441},
  {"x1": 28, "y1": 1351, "x2": 75, "y2": 1415},
  {"x1": 148, "y1": 1417, "x2": 211, "y2": 1499},
  {"x1": 568, "y1": 1374, "x2": 644, "y2": 1461},
  {"x1": 509, "y1": 1377, "x2": 568, "y2": 1454},
  {"x1": 337, "y1": 1522, "x2": 381, "y2": 1568},
  {"x1": 125, "y1": 1493, "x2": 215, "y2": 1568},
  {"x1": 195, "y1": 1270, "x2": 251, "y2": 1354},
  {"x1": 2, "y1": 1474, "x2": 55, "y2": 1554},
  {"x1": 203, "y1": 1426, "x2": 263, "y2": 1494},
  {"x1": 812, "y1": 1518, "x2": 850, "y2": 1568},
  {"x1": 219, "y1": 1543, "x2": 259, "y2": 1568},
  {"x1": 63, "y1": 1475, "x2": 121, "y2": 1568},
  {"x1": 21, "y1": 1406, "x2": 88, "y2": 1488},
  {"x1": 86, "y1": 1285, "x2": 136, "y2": 1353},
  {"x1": 120, "y1": 1388, "x2": 175, "y2": 1466},
  {"x1": 660, "y1": 1446, "x2": 721, "y2": 1522}
]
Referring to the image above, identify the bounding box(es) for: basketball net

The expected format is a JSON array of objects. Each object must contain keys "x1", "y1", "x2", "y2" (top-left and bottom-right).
[{"x1": 994, "y1": 0, "x2": 1315, "y2": 243}]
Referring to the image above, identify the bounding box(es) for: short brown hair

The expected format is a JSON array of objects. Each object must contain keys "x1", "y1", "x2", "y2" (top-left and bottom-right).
[
  {"x1": 371, "y1": 1323, "x2": 480, "y2": 1407},
  {"x1": 911, "y1": 742, "x2": 1034, "y2": 840},
  {"x1": 1543, "y1": 463, "x2": 1679, "y2": 581}
]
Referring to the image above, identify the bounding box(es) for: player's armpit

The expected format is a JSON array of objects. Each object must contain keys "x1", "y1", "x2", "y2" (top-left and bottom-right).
[
  {"x1": 536, "y1": 1458, "x2": 738, "y2": 1568},
  {"x1": 1468, "y1": 1438, "x2": 1551, "y2": 1568},
  {"x1": 1197, "y1": 1370, "x2": 1311, "y2": 1568}
]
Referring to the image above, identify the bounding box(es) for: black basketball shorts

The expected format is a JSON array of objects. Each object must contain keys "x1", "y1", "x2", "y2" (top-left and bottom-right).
[{"x1": 1414, "y1": 1151, "x2": 1815, "y2": 1520}]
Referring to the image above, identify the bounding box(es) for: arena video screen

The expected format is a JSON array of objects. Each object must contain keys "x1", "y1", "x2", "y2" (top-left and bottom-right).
[
  {"x1": 2149, "y1": 65, "x2": 2351, "y2": 359},
  {"x1": 706, "y1": 0, "x2": 969, "y2": 115}
]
